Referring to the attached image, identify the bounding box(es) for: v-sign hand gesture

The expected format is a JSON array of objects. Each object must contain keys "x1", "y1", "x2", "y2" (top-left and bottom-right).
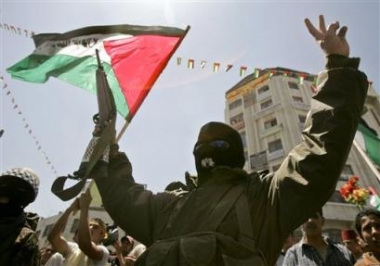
[{"x1": 305, "y1": 15, "x2": 350, "y2": 57}]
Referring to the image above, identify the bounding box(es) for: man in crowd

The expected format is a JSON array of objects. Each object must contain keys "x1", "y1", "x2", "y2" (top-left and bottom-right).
[
  {"x1": 48, "y1": 189, "x2": 109, "y2": 265},
  {"x1": 283, "y1": 209, "x2": 355, "y2": 265},
  {"x1": 0, "y1": 167, "x2": 41, "y2": 265},
  {"x1": 341, "y1": 229, "x2": 364, "y2": 260},
  {"x1": 276, "y1": 232, "x2": 296, "y2": 266},
  {"x1": 40, "y1": 244, "x2": 64, "y2": 266},
  {"x1": 111, "y1": 235, "x2": 146, "y2": 266},
  {"x1": 354, "y1": 208, "x2": 380, "y2": 266},
  {"x1": 92, "y1": 15, "x2": 369, "y2": 266}
]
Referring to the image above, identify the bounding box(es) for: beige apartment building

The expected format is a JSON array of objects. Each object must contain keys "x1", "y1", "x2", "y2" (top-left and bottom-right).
[{"x1": 225, "y1": 67, "x2": 380, "y2": 242}]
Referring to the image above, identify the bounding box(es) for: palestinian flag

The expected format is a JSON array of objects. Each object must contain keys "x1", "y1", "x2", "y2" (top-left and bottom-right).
[
  {"x1": 355, "y1": 121, "x2": 380, "y2": 167},
  {"x1": 7, "y1": 24, "x2": 190, "y2": 121}
]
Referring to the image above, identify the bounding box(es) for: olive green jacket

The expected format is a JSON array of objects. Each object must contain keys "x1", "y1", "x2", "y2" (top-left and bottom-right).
[{"x1": 95, "y1": 55, "x2": 368, "y2": 266}]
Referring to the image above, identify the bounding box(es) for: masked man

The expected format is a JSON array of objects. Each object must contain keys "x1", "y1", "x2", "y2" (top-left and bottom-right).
[
  {"x1": 0, "y1": 167, "x2": 41, "y2": 265},
  {"x1": 93, "y1": 15, "x2": 369, "y2": 266}
]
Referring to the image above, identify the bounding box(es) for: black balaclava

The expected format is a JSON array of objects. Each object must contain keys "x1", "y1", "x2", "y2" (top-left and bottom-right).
[
  {"x1": 0, "y1": 200, "x2": 23, "y2": 218},
  {"x1": 193, "y1": 122, "x2": 245, "y2": 185}
]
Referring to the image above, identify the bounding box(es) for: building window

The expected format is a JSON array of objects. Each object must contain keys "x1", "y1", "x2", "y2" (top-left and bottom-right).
[
  {"x1": 268, "y1": 139, "x2": 283, "y2": 153},
  {"x1": 229, "y1": 98, "x2": 242, "y2": 110},
  {"x1": 339, "y1": 164, "x2": 354, "y2": 181},
  {"x1": 230, "y1": 113, "x2": 245, "y2": 130},
  {"x1": 243, "y1": 93, "x2": 255, "y2": 107},
  {"x1": 288, "y1": 81, "x2": 299, "y2": 90},
  {"x1": 292, "y1": 96, "x2": 303, "y2": 103},
  {"x1": 258, "y1": 85, "x2": 270, "y2": 94},
  {"x1": 264, "y1": 118, "x2": 278, "y2": 129},
  {"x1": 260, "y1": 99, "x2": 273, "y2": 110},
  {"x1": 70, "y1": 218, "x2": 79, "y2": 233},
  {"x1": 250, "y1": 151, "x2": 268, "y2": 171},
  {"x1": 43, "y1": 224, "x2": 54, "y2": 237}
]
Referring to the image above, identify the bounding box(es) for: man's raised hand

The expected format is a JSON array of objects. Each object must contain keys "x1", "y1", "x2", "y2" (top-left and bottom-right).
[{"x1": 305, "y1": 15, "x2": 350, "y2": 57}]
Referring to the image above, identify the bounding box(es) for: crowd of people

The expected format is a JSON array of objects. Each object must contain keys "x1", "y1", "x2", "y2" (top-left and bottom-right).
[
  {"x1": 0, "y1": 14, "x2": 377, "y2": 266},
  {"x1": 0, "y1": 168, "x2": 147, "y2": 266}
]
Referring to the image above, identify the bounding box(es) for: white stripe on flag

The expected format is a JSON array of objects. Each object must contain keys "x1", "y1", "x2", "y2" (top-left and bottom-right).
[{"x1": 34, "y1": 33, "x2": 134, "y2": 64}]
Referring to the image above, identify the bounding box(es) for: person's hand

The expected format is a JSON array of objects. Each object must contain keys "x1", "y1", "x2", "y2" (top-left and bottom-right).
[
  {"x1": 68, "y1": 198, "x2": 80, "y2": 215},
  {"x1": 79, "y1": 188, "x2": 92, "y2": 210},
  {"x1": 124, "y1": 256, "x2": 136, "y2": 266},
  {"x1": 305, "y1": 15, "x2": 349, "y2": 57},
  {"x1": 113, "y1": 240, "x2": 122, "y2": 254}
]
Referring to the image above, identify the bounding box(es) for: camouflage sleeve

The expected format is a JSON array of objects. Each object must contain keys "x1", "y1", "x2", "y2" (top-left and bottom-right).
[{"x1": 13, "y1": 227, "x2": 41, "y2": 265}]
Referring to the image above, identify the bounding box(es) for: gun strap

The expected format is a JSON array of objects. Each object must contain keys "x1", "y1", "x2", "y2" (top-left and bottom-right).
[{"x1": 51, "y1": 119, "x2": 116, "y2": 201}]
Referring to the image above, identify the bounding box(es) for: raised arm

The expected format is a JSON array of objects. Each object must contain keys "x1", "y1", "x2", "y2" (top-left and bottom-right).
[
  {"x1": 272, "y1": 15, "x2": 368, "y2": 231},
  {"x1": 47, "y1": 199, "x2": 79, "y2": 256},
  {"x1": 94, "y1": 150, "x2": 179, "y2": 246},
  {"x1": 77, "y1": 189, "x2": 105, "y2": 261}
]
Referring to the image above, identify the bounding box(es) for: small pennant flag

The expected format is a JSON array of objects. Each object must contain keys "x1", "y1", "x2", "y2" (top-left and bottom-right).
[
  {"x1": 213, "y1": 62, "x2": 220, "y2": 72},
  {"x1": 188, "y1": 59, "x2": 194, "y2": 69},
  {"x1": 225, "y1": 64, "x2": 233, "y2": 72},
  {"x1": 310, "y1": 76, "x2": 318, "y2": 93},
  {"x1": 239, "y1": 66, "x2": 247, "y2": 76},
  {"x1": 269, "y1": 70, "x2": 276, "y2": 78},
  {"x1": 298, "y1": 74, "x2": 306, "y2": 84}
]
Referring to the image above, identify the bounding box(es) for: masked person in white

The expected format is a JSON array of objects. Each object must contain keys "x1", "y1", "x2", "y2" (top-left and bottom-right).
[{"x1": 48, "y1": 189, "x2": 109, "y2": 266}]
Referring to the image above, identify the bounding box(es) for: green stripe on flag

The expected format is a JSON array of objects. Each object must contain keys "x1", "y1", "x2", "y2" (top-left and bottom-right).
[{"x1": 7, "y1": 54, "x2": 129, "y2": 118}]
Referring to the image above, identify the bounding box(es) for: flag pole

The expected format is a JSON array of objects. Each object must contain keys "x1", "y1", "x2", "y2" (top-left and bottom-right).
[
  {"x1": 116, "y1": 119, "x2": 130, "y2": 143},
  {"x1": 353, "y1": 139, "x2": 380, "y2": 183}
]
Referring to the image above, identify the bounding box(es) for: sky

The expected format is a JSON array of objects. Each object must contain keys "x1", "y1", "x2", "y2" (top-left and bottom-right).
[{"x1": 1, "y1": 0, "x2": 379, "y2": 218}]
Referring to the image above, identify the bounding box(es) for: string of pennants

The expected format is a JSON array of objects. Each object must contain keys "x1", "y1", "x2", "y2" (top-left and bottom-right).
[
  {"x1": 177, "y1": 57, "x2": 316, "y2": 83},
  {"x1": 0, "y1": 74, "x2": 58, "y2": 175},
  {"x1": 0, "y1": 22, "x2": 35, "y2": 38},
  {"x1": 177, "y1": 57, "x2": 252, "y2": 77},
  {"x1": 175, "y1": 57, "x2": 374, "y2": 86}
]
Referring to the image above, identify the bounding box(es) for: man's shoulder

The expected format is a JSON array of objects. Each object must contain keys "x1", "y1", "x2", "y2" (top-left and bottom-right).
[
  {"x1": 90, "y1": 244, "x2": 110, "y2": 266},
  {"x1": 15, "y1": 225, "x2": 38, "y2": 244},
  {"x1": 287, "y1": 241, "x2": 302, "y2": 252},
  {"x1": 129, "y1": 243, "x2": 146, "y2": 258},
  {"x1": 327, "y1": 238, "x2": 351, "y2": 253}
]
